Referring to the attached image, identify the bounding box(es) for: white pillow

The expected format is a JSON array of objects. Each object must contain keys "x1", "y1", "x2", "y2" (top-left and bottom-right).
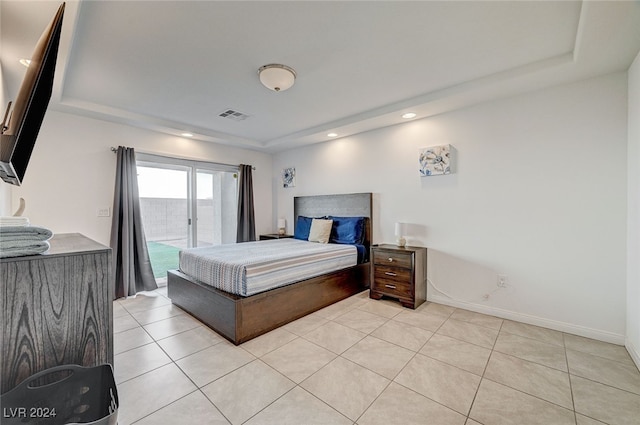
[{"x1": 308, "y1": 219, "x2": 333, "y2": 243}]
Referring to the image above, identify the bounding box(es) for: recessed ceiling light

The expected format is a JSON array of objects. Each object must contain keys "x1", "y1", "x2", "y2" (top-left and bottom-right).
[
  {"x1": 327, "y1": 133, "x2": 338, "y2": 137},
  {"x1": 181, "y1": 132, "x2": 194, "y2": 137},
  {"x1": 19, "y1": 59, "x2": 31, "y2": 67},
  {"x1": 402, "y1": 112, "x2": 417, "y2": 119}
]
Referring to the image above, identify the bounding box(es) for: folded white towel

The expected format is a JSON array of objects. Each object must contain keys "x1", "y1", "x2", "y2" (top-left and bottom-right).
[
  {"x1": 0, "y1": 225, "x2": 53, "y2": 258},
  {"x1": 0, "y1": 240, "x2": 50, "y2": 258},
  {"x1": 0, "y1": 216, "x2": 30, "y2": 227},
  {"x1": 0, "y1": 225, "x2": 53, "y2": 241}
]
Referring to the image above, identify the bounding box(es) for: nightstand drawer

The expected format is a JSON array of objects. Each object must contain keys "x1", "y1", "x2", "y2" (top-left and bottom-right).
[
  {"x1": 372, "y1": 278, "x2": 412, "y2": 299},
  {"x1": 373, "y1": 250, "x2": 412, "y2": 269},
  {"x1": 374, "y1": 265, "x2": 411, "y2": 284}
]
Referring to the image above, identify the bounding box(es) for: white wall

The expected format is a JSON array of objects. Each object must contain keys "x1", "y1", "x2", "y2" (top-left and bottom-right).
[
  {"x1": 274, "y1": 73, "x2": 628, "y2": 343},
  {"x1": 627, "y1": 52, "x2": 640, "y2": 367},
  {"x1": 10, "y1": 110, "x2": 273, "y2": 246}
]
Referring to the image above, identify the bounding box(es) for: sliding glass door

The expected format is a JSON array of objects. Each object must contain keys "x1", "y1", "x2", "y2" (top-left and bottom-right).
[
  {"x1": 137, "y1": 163, "x2": 190, "y2": 279},
  {"x1": 195, "y1": 169, "x2": 238, "y2": 246},
  {"x1": 136, "y1": 154, "x2": 238, "y2": 280}
]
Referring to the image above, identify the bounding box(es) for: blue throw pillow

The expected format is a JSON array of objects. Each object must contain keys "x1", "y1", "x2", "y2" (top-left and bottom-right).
[
  {"x1": 329, "y1": 216, "x2": 365, "y2": 244},
  {"x1": 294, "y1": 216, "x2": 313, "y2": 240}
]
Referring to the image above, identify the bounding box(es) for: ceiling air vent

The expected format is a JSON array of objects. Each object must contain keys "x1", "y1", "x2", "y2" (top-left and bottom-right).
[{"x1": 218, "y1": 109, "x2": 250, "y2": 121}]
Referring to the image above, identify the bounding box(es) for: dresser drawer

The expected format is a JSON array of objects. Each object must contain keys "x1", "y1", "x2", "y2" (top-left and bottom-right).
[
  {"x1": 372, "y1": 278, "x2": 412, "y2": 299},
  {"x1": 373, "y1": 250, "x2": 412, "y2": 269},
  {"x1": 374, "y1": 265, "x2": 412, "y2": 284}
]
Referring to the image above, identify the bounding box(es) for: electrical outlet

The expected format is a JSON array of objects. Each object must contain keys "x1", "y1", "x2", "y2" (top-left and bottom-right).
[
  {"x1": 497, "y1": 274, "x2": 508, "y2": 288},
  {"x1": 97, "y1": 207, "x2": 111, "y2": 217}
]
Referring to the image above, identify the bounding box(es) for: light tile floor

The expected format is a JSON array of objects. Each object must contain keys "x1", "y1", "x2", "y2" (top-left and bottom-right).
[{"x1": 113, "y1": 288, "x2": 640, "y2": 425}]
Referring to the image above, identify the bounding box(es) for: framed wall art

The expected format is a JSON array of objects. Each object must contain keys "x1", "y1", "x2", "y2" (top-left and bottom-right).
[
  {"x1": 419, "y1": 144, "x2": 451, "y2": 176},
  {"x1": 282, "y1": 167, "x2": 296, "y2": 188}
]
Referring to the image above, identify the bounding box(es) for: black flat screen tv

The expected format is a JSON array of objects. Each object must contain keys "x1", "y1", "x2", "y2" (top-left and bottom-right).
[{"x1": 0, "y1": 3, "x2": 65, "y2": 186}]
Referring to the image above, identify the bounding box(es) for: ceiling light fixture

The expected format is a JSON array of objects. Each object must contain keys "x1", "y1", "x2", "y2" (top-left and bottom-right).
[
  {"x1": 402, "y1": 112, "x2": 417, "y2": 119},
  {"x1": 181, "y1": 132, "x2": 194, "y2": 138},
  {"x1": 327, "y1": 133, "x2": 338, "y2": 138},
  {"x1": 19, "y1": 59, "x2": 31, "y2": 67},
  {"x1": 258, "y1": 64, "x2": 296, "y2": 92}
]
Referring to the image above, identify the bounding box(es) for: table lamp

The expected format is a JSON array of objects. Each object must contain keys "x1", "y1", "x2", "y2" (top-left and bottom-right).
[{"x1": 395, "y1": 222, "x2": 407, "y2": 247}]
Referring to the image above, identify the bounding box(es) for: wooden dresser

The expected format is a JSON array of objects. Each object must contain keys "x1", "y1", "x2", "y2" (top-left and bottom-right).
[
  {"x1": 0, "y1": 233, "x2": 113, "y2": 393},
  {"x1": 370, "y1": 244, "x2": 427, "y2": 309}
]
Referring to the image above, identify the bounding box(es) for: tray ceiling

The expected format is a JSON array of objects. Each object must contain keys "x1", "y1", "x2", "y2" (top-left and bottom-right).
[{"x1": 2, "y1": 1, "x2": 640, "y2": 152}]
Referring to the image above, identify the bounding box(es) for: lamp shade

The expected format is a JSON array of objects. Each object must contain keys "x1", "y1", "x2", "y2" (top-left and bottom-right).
[
  {"x1": 259, "y1": 64, "x2": 296, "y2": 92},
  {"x1": 277, "y1": 218, "x2": 286, "y2": 228},
  {"x1": 395, "y1": 222, "x2": 407, "y2": 247}
]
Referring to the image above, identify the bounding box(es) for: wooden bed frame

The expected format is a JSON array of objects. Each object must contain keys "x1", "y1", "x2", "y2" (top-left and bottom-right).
[{"x1": 167, "y1": 192, "x2": 373, "y2": 345}]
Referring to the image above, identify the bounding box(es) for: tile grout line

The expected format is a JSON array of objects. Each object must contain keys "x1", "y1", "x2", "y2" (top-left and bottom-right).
[
  {"x1": 474, "y1": 321, "x2": 587, "y2": 420},
  {"x1": 257, "y1": 299, "x2": 442, "y2": 423},
  {"x1": 117, "y1": 295, "x2": 460, "y2": 391},
  {"x1": 354, "y1": 303, "x2": 467, "y2": 421},
  {"x1": 115, "y1": 291, "x2": 234, "y2": 424},
  {"x1": 563, "y1": 332, "x2": 579, "y2": 425},
  {"x1": 123, "y1": 292, "x2": 247, "y2": 423},
  {"x1": 464, "y1": 315, "x2": 505, "y2": 422},
  {"x1": 334, "y1": 300, "x2": 470, "y2": 421},
  {"x1": 115, "y1": 291, "x2": 637, "y2": 424},
  {"x1": 240, "y1": 336, "x2": 356, "y2": 424}
]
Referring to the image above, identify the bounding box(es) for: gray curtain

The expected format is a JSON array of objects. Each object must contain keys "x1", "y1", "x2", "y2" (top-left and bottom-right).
[
  {"x1": 110, "y1": 146, "x2": 157, "y2": 299},
  {"x1": 236, "y1": 164, "x2": 256, "y2": 242}
]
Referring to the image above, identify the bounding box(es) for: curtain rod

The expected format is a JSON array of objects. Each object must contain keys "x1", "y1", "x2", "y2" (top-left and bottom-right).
[{"x1": 109, "y1": 146, "x2": 255, "y2": 170}]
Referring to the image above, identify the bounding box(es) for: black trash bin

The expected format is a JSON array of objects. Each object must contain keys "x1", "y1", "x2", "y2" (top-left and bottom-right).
[{"x1": 0, "y1": 364, "x2": 118, "y2": 425}]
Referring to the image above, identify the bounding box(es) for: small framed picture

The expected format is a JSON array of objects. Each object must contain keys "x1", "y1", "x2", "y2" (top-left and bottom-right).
[
  {"x1": 282, "y1": 167, "x2": 296, "y2": 188},
  {"x1": 419, "y1": 144, "x2": 451, "y2": 176}
]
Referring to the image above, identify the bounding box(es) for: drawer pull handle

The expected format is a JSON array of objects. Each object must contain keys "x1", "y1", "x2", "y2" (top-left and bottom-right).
[
  {"x1": 385, "y1": 284, "x2": 397, "y2": 289},
  {"x1": 385, "y1": 272, "x2": 397, "y2": 276},
  {"x1": 388, "y1": 257, "x2": 394, "y2": 262}
]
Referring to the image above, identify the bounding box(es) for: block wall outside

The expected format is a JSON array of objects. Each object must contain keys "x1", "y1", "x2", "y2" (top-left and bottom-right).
[
  {"x1": 140, "y1": 198, "x2": 188, "y2": 242},
  {"x1": 140, "y1": 197, "x2": 234, "y2": 245}
]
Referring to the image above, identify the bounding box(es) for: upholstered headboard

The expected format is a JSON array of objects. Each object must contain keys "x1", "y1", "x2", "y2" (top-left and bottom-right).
[{"x1": 293, "y1": 192, "x2": 373, "y2": 249}]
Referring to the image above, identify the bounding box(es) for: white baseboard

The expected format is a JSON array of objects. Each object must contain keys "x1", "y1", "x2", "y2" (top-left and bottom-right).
[
  {"x1": 427, "y1": 294, "x2": 626, "y2": 345},
  {"x1": 626, "y1": 339, "x2": 640, "y2": 370}
]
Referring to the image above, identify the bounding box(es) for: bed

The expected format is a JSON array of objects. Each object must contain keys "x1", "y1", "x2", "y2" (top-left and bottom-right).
[{"x1": 167, "y1": 192, "x2": 372, "y2": 345}]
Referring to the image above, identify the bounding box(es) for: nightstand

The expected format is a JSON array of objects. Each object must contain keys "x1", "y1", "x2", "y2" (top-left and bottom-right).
[
  {"x1": 370, "y1": 244, "x2": 427, "y2": 309},
  {"x1": 259, "y1": 234, "x2": 294, "y2": 240}
]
